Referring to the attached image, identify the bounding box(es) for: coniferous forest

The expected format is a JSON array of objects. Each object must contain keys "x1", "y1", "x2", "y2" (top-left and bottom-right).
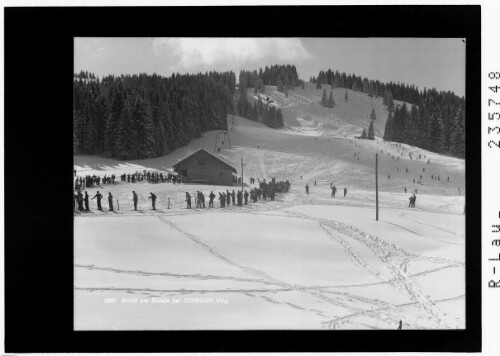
[
  {"x1": 239, "y1": 64, "x2": 301, "y2": 91},
  {"x1": 73, "y1": 71, "x2": 236, "y2": 160},
  {"x1": 313, "y1": 69, "x2": 466, "y2": 157}
]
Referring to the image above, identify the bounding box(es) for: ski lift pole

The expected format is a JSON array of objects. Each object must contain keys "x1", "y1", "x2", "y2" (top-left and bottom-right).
[
  {"x1": 241, "y1": 157, "x2": 244, "y2": 193},
  {"x1": 168, "y1": 197, "x2": 170, "y2": 209},
  {"x1": 375, "y1": 153, "x2": 379, "y2": 221}
]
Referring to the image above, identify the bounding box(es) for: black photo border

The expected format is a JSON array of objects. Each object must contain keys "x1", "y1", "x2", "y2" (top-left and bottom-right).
[{"x1": 4, "y1": 5, "x2": 481, "y2": 353}]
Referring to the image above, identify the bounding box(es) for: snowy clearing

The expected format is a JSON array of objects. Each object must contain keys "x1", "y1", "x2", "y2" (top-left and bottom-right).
[{"x1": 75, "y1": 90, "x2": 465, "y2": 330}]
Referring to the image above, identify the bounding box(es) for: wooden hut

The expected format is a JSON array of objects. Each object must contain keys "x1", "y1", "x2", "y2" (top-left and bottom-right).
[{"x1": 172, "y1": 148, "x2": 237, "y2": 185}]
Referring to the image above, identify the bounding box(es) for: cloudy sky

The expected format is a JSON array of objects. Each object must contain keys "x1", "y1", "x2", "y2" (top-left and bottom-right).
[{"x1": 75, "y1": 37, "x2": 465, "y2": 96}]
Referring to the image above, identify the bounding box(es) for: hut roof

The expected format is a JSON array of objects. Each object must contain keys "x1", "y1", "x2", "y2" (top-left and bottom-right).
[{"x1": 172, "y1": 148, "x2": 237, "y2": 173}]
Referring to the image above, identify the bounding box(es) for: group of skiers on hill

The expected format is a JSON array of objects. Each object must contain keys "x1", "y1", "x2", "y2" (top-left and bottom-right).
[
  {"x1": 74, "y1": 176, "x2": 292, "y2": 213},
  {"x1": 120, "y1": 171, "x2": 180, "y2": 184},
  {"x1": 73, "y1": 190, "x2": 157, "y2": 212},
  {"x1": 304, "y1": 182, "x2": 348, "y2": 198},
  {"x1": 73, "y1": 170, "x2": 182, "y2": 190},
  {"x1": 184, "y1": 178, "x2": 292, "y2": 209},
  {"x1": 74, "y1": 174, "x2": 115, "y2": 190},
  {"x1": 408, "y1": 194, "x2": 417, "y2": 208}
]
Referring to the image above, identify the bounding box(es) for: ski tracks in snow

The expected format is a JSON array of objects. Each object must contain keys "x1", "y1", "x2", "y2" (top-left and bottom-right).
[
  {"x1": 77, "y1": 208, "x2": 463, "y2": 329},
  {"x1": 283, "y1": 210, "x2": 459, "y2": 329},
  {"x1": 154, "y1": 215, "x2": 396, "y2": 326}
]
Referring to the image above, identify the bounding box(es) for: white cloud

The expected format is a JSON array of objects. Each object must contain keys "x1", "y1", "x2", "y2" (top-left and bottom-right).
[{"x1": 152, "y1": 38, "x2": 311, "y2": 70}]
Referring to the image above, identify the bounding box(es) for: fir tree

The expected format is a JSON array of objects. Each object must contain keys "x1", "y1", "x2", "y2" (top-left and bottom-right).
[
  {"x1": 428, "y1": 111, "x2": 445, "y2": 152},
  {"x1": 360, "y1": 128, "x2": 367, "y2": 139},
  {"x1": 450, "y1": 107, "x2": 465, "y2": 156},
  {"x1": 387, "y1": 91, "x2": 395, "y2": 112},
  {"x1": 114, "y1": 98, "x2": 135, "y2": 160},
  {"x1": 276, "y1": 108, "x2": 284, "y2": 128},
  {"x1": 383, "y1": 112, "x2": 394, "y2": 141},
  {"x1": 321, "y1": 89, "x2": 328, "y2": 106},
  {"x1": 328, "y1": 91, "x2": 335, "y2": 108},
  {"x1": 370, "y1": 108, "x2": 377, "y2": 121},
  {"x1": 368, "y1": 120, "x2": 375, "y2": 140}
]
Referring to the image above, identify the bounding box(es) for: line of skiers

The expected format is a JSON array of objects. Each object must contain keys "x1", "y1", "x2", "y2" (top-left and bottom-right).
[
  {"x1": 73, "y1": 190, "x2": 114, "y2": 212},
  {"x1": 74, "y1": 171, "x2": 182, "y2": 190},
  {"x1": 120, "y1": 171, "x2": 180, "y2": 184},
  {"x1": 74, "y1": 190, "x2": 157, "y2": 212},
  {"x1": 74, "y1": 174, "x2": 115, "y2": 190},
  {"x1": 184, "y1": 178, "x2": 292, "y2": 209}
]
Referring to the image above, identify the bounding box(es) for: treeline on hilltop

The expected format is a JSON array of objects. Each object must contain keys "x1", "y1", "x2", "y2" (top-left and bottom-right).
[
  {"x1": 237, "y1": 89, "x2": 284, "y2": 129},
  {"x1": 74, "y1": 70, "x2": 97, "y2": 79},
  {"x1": 312, "y1": 69, "x2": 465, "y2": 156},
  {"x1": 239, "y1": 64, "x2": 301, "y2": 93},
  {"x1": 74, "y1": 71, "x2": 236, "y2": 160},
  {"x1": 383, "y1": 101, "x2": 465, "y2": 156}
]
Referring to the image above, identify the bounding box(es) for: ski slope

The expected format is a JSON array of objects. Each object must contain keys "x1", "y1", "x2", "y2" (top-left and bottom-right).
[{"x1": 74, "y1": 86, "x2": 465, "y2": 330}]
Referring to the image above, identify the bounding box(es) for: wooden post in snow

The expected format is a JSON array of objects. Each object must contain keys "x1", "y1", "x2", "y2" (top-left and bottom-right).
[
  {"x1": 241, "y1": 158, "x2": 244, "y2": 192},
  {"x1": 375, "y1": 153, "x2": 379, "y2": 221},
  {"x1": 168, "y1": 197, "x2": 170, "y2": 209}
]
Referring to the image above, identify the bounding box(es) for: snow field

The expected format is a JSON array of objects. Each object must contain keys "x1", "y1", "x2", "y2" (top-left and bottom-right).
[{"x1": 74, "y1": 93, "x2": 465, "y2": 330}]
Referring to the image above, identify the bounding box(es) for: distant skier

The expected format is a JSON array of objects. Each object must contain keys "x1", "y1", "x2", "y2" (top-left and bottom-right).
[
  {"x1": 196, "y1": 191, "x2": 201, "y2": 208},
  {"x1": 244, "y1": 190, "x2": 249, "y2": 205},
  {"x1": 148, "y1": 192, "x2": 156, "y2": 210},
  {"x1": 132, "y1": 191, "x2": 138, "y2": 211},
  {"x1": 237, "y1": 190, "x2": 243, "y2": 206},
  {"x1": 398, "y1": 320, "x2": 402, "y2": 330},
  {"x1": 404, "y1": 187, "x2": 407, "y2": 194},
  {"x1": 331, "y1": 185, "x2": 337, "y2": 197},
  {"x1": 305, "y1": 184, "x2": 309, "y2": 194},
  {"x1": 344, "y1": 187, "x2": 347, "y2": 197},
  {"x1": 92, "y1": 191, "x2": 103, "y2": 210},
  {"x1": 209, "y1": 191, "x2": 215, "y2": 208},
  {"x1": 226, "y1": 190, "x2": 231, "y2": 206},
  {"x1": 408, "y1": 194, "x2": 416, "y2": 208},
  {"x1": 231, "y1": 190, "x2": 236, "y2": 206},
  {"x1": 108, "y1": 192, "x2": 114, "y2": 211},
  {"x1": 77, "y1": 191, "x2": 84, "y2": 211},
  {"x1": 200, "y1": 191, "x2": 205, "y2": 208},
  {"x1": 314, "y1": 180, "x2": 317, "y2": 186},
  {"x1": 185, "y1": 192, "x2": 192, "y2": 209},
  {"x1": 84, "y1": 191, "x2": 89, "y2": 211}
]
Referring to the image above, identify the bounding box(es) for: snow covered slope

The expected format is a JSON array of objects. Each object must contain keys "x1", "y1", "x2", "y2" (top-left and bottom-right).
[
  {"x1": 74, "y1": 87, "x2": 465, "y2": 330},
  {"x1": 247, "y1": 82, "x2": 407, "y2": 138},
  {"x1": 75, "y1": 116, "x2": 465, "y2": 198}
]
